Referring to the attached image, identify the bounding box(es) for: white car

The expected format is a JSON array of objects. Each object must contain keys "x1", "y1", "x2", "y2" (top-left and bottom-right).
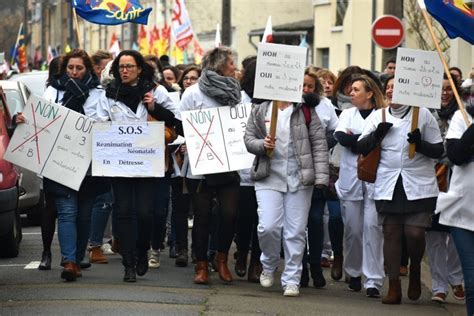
[{"x1": 9, "y1": 71, "x2": 48, "y2": 98}]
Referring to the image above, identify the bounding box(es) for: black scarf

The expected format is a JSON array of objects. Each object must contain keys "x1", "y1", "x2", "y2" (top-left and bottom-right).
[
  {"x1": 105, "y1": 78, "x2": 155, "y2": 114},
  {"x1": 437, "y1": 99, "x2": 458, "y2": 120},
  {"x1": 51, "y1": 72, "x2": 100, "y2": 114}
]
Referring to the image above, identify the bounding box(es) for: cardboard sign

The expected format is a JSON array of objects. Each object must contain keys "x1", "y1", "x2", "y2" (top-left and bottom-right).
[
  {"x1": 5, "y1": 95, "x2": 93, "y2": 191},
  {"x1": 253, "y1": 43, "x2": 307, "y2": 103},
  {"x1": 181, "y1": 103, "x2": 254, "y2": 175},
  {"x1": 392, "y1": 47, "x2": 443, "y2": 109},
  {"x1": 92, "y1": 122, "x2": 165, "y2": 177}
]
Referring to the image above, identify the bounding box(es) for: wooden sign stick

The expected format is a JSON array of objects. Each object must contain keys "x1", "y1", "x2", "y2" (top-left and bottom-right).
[
  {"x1": 266, "y1": 100, "x2": 280, "y2": 158},
  {"x1": 409, "y1": 106, "x2": 420, "y2": 159}
]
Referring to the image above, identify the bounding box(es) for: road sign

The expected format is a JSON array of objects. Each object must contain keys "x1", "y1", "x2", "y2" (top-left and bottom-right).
[{"x1": 371, "y1": 15, "x2": 405, "y2": 49}]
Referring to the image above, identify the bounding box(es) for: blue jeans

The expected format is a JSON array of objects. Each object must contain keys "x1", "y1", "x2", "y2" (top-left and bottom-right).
[
  {"x1": 55, "y1": 190, "x2": 95, "y2": 264},
  {"x1": 451, "y1": 227, "x2": 474, "y2": 316},
  {"x1": 89, "y1": 190, "x2": 114, "y2": 247},
  {"x1": 306, "y1": 189, "x2": 344, "y2": 268}
]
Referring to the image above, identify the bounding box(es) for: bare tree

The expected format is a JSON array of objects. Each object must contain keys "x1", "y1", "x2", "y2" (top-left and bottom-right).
[{"x1": 404, "y1": 0, "x2": 450, "y2": 58}]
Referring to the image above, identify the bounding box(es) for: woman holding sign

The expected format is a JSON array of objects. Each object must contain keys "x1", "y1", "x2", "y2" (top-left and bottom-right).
[
  {"x1": 357, "y1": 79, "x2": 443, "y2": 304},
  {"x1": 244, "y1": 91, "x2": 329, "y2": 297},
  {"x1": 42, "y1": 49, "x2": 106, "y2": 282},
  {"x1": 180, "y1": 46, "x2": 241, "y2": 285},
  {"x1": 97, "y1": 50, "x2": 180, "y2": 282}
]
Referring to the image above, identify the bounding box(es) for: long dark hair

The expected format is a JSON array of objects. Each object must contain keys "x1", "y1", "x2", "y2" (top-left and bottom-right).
[
  {"x1": 46, "y1": 56, "x2": 62, "y2": 87},
  {"x1": 111, "y1": 50, "x2": 154, "y2": 85},
  {"x1": 240, "y1": 56, "x2": 257, "y2": 98}
]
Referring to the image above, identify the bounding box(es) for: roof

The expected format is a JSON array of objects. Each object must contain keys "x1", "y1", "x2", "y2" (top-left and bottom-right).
[{"x1": 248, "y1": 19, "x2": 314, "y2": 36}]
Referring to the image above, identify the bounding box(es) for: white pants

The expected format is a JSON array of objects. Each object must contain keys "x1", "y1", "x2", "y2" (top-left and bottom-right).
[
  {"x1": 256, "y1": 187, "x2": 313, "y2": 289},
  {"x1": 340, "y1": 185, "x2": 384, "y2": 289},
  {"x1": 426, "y1": 231, "x2": 464, "y2": 294}
]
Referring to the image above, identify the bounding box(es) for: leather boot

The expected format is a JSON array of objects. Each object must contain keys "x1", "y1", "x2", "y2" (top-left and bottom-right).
[
  {"x1": 382, "y1": 279, "x2": 402, "y2": 304},
  {"x1": 38, "y1": 251, "x2": 52, "y2": 270},
  {"x1": 123, "y1": 266, "x2": 137, "y2": 282},
  {"x1": 214, "y1": 252, "x2": 233, "y2": 282},
  {"x1": 234, "y1": 251, "x2": 248, "y2": 277},
  {"x1": 408, "y1": 265, "x2": 421, "y2": 300},
  {"x1": 310, "y1": 263, "x2": 326, "y2": 288},
  {"x1": 194, "y1": 261, "x2": 209, "y2": 284},
  {"x1": 89, "y1": 246, "x2": 108, "y2": 264},
  {"x1": 331, "y1": 255, "x2": 343, "y2": 281},
  {"x1": 175, "y1": 249, "x2": 189, "y2": 267},
  {"x1": 247, "y1": 259, "x2": 262, "y2": 283},
  {"x1": 61, "y1": 262, "x2": 78, "y2": 282},
  {"x1": 75, "y1": 264, "x2": 82, "y2": 278}
]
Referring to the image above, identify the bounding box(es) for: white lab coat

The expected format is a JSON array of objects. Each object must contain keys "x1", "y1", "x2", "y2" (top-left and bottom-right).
[
  {"x1": 43, "y1": 86, "x2": 102, "y2": 120},
  {"x1": 437, "y1": 110, "x2": 474, "y2": 232},
  {"x1": 360, "y1": 107, "x2": 442, "y2": 201},
  {"x1": 335, "y1": 107, "x2": 374, "y2": 201},
  {"x1": 316, "y1": 97, "x2": 339, "y2": 131},
  {"x1": 96, "y1": 91, "x2": 148, "y2": 122}
]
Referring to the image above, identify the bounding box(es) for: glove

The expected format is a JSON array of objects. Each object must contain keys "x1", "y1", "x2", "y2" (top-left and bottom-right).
[
  {"x1": 407, "y1": 128, "x2": 422, "y2": 146},
  {"x1": 303, "y1": 93, "x2": 320, "y2": 107},
  {"x1": 374, "y1": 122, "x2": 393, "y2": 140},
  {"x1": 460, "y1": 124, "x2": 474, "y2": 147}
]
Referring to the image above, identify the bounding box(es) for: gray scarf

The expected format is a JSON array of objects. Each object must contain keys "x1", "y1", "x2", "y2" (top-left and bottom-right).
[
  {"x1": 199, "y1": 69, "x2": 241, "y2": 106},
  {"x1": 390, "y1": 104, "x2": 410, "y2": 118},
  {"x1": 336, "y1": 91, "x2": 353, "y2": 111}
]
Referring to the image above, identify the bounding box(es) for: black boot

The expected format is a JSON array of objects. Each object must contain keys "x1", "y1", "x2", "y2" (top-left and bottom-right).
[
  {"x1": 38, "y1": 251, "x2": 52, "y2": 270},
  {"x1": 136, "y1": 254, "x2": 149, "y2": 276},
  {"x1": 310, "y1": 263, "x2": 326, "y2": 288},
  {"x1": 300, "y1": 262, "x2": 309, "y2": 288},
  {"x1": 123, "y1": 266, "x2": 137, "y2": 282}
]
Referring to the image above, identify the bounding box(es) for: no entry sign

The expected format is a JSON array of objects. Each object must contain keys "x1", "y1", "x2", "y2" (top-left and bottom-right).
[{"x1": 371, "y1": 15, "x2": 405, "y2": 49}]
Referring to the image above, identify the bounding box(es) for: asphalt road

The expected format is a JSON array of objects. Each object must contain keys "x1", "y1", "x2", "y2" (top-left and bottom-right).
[{"x1": 0, "y1": 221, "x2": 466, "y2": 316}]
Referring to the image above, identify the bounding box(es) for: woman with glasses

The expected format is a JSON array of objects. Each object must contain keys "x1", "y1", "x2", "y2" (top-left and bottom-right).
[{"x1": 97, "y1": 50, "x2": 180, "y2": 282}]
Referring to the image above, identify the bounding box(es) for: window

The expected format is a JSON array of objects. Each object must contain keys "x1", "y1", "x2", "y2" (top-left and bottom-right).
[
  {"x1": 335, "y1": 0, "x2": 349, "y2": 26},
  {"x1": 318, "y1": 48, "x2": 330, "y2": 69}
]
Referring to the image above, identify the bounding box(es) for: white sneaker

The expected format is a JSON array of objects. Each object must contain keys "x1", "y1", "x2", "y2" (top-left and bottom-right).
[
  {"x1": 187, "y1": 217, "x2": 194, "y2": 229},
  {"x1": 148, "y1": 249, "x2": 160, "y2": 269},
  {"x1": 101, "y1": 243, "x2": 115, "y2": 255},
  {"x1": 283, "y1": 284, "x2": 300, "y2": 297},
  {"x1": 260, "y1": 270, "x2": 274, "y2": 288}
]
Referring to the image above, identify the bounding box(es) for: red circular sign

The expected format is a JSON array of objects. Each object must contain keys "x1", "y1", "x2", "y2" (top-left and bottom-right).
[{"x1": 371, "y1": 15, "x2": 405, "y2": 49}]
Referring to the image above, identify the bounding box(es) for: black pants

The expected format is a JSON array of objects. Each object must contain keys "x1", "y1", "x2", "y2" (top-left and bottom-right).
[
  {"x1": 111, "y1": 177, "x2": 156, "y2": 266},
  {"x1": 171, "y1": 177, "x2": 191, "y2": 252},
  {"x1": 151, "y1": 176, "x2": 171, "y2": 250},
  {"x1": 235, "y1": 186, "x2": 261, "y2": 261},
  {"x1": 186, "y1": 178, "x2": 239, "y2": 262}
]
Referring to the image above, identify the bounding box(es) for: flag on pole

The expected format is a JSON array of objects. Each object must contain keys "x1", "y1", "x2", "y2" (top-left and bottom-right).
[
  {"x1": 47, "y1": 45, "x2": 58, "y2": 64},
  {"x1": 108, "y1": 33, "x2": 121, "y2": 57},
  {"x1": 149, "y1": 25, "x2": 161, "y2": 57},
  {"x1": 138, "y1": 25, "x2": 150, "y2": 55},
  {"x1": 193, "y1": 38, "x2": 204, "y2": 64},
  {"x1": 11, "y1": 23, "x2": 28, "y2": 72},
  {"x1": 262, "y1": 16, "x2": 273, "y2": 43},
  {"x1": 171, "y1": 0, "x2": 195, "y2": 49},
  {"x1": 161, "y1": 23, "x2": 171, "y2": 55},
  {"x1": 215, "y1": 24, "x2": 221, "y2": 48},
  {"x1": 419, "y1": 0, "x2": 474, "y2": 44},
  {"x1": 72, "y1": 0, "x2": 152, "y2": 25},
  {"x1": 299, "y1": 35, "x2": 309, "y2": 48}
]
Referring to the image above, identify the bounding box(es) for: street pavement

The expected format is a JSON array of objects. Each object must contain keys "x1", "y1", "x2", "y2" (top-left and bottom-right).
[{"x1": 0, "y1": 222, "x2": 466, "y2": 316}]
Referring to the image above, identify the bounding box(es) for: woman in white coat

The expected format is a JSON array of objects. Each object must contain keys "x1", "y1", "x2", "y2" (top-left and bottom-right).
[
  {"x1": 358, "y1": 90, "x2": 444, "y2": 304},
  {"x1": 334, "y1": 75, "x2": 385, "y2": 298},
  {"x1": 438, "y1": 93, "x2": 474, "y2": 315},
  {"x1": 97, "y1": 50, "x2": 180, "y2": 282}
]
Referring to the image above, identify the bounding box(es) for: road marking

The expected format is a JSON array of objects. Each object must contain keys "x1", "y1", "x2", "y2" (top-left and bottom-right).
[
  {"x1": 375, "y1": 29, "x2": 401, "y2": 36},
  {"x1": 24, "y1": 261, "x2": 40, "y2": 269},
  {"x1": 22, "y1": 232, "x2": 45, "y2": 235},
  {"x1": 0, "y1": 264, "x2": 27, "y2": 268}
]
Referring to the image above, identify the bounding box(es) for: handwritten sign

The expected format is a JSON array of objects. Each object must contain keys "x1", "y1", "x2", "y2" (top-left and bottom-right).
[
  {"x1": 392, "y1": 47, "x2": 443, "y2": 109},
  {"x1": 181, "y1": 103, "x2": 254, "y2": 175},
  {"x1": 92, "y1": 122, "x2": 165, "y2": 177},
  {"x1": 253, "y1": 43, "x2": 307, "y2": 103},
  {"x1": 5, "y1": 95, "x2": 93, "y2": 191}
]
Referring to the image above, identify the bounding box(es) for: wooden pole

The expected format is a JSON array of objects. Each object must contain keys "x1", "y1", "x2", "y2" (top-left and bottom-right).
[
  {"x1": 419, "y1": 7, "x2": 470, "y2": 127},
  {"x1": 266, "y1": 100, "x2": 280, "y2": 158},
  {"x1": 72, "y1": 8, "x2": 82, "y2": 49},
  {"x1": 409, "y1": 106, "x2": 419, "y2": 159}
]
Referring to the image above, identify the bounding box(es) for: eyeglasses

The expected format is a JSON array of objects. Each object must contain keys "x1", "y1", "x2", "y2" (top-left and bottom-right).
[
  {"x1": 118, "y1": 64, "x2": 137, "y2": 71},
  {"x1": 183, "y1": 76, "x2": 199, "y2": 82}
]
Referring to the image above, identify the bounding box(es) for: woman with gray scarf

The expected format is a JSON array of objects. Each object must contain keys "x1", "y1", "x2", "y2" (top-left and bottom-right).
[{"x1": 180, "y1": 46, "x2": 241, "y2": 284}]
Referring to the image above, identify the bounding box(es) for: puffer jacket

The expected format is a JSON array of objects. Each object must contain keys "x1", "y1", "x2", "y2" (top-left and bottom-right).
[{"x1": 244, "y1": 101, "x2": 329, "y2": 187}]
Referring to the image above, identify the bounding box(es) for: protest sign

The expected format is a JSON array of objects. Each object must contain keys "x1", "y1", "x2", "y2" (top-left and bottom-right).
[
  {"x1": 5, "y1": 95, "x2": 93, "y2": 191},
  {"x1": 392, "y1": 47, "x2": 443, "y2": 109},
  {"x1": 181, "y1": 103, "x2": 254, "y2": 175},
  {"x1": 253, "y1": 43, "x2": 307, "y2": 103},
  {"x1": 92, "y1": 122, "x2": 165, "y2": 177}
]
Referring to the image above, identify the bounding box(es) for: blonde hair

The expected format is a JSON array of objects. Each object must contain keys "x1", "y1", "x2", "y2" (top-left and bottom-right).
[
  {"x1": 316, "y1": 69, "x2": 336, "y2": 85},
  {"x1": 351, "y1": 74, "x2": 386, "y2": 109}
]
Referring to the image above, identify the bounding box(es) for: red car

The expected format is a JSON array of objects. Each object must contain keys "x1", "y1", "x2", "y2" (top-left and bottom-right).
[{"x1": 0, "y1": 85, "x2": 21, "y2": 258}]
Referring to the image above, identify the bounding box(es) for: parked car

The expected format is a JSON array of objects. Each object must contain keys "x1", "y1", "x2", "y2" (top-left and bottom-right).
[
  {"x1": 9, "y1": 71, "x2": 48, "y2": 98},
  {"x1": 0, "y1": 86, "x2": 22, "y2": 257},
  {"x1": 0, "y1": 80, "x2": 44, "y2": 224}
]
